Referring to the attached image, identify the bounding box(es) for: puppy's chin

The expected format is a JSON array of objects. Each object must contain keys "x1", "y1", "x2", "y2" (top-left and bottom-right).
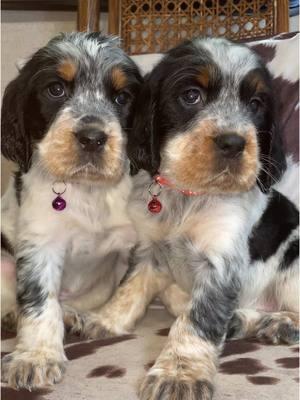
[
  {"x1": 38, "y1": 157, "x2": 126, "y2": 185},
  {"x1": 161, "y1": 165, "x2": 258, "y2": 195},
  {"x1": 160, "y1": 127, "x2": 259, "y2": 195},
  {"x1": 66, "y1": 161, "x2": 126, "y2": 185}
]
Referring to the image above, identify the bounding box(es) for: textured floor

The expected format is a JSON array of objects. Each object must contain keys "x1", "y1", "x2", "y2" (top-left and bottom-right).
[{"x1": 1, "y1": 306, "x2": 299, "y2": 400}]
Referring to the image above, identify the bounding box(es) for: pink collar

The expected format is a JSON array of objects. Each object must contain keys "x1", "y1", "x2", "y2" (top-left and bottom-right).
[
  {"x1": 148, "y1": 174, "x2": 205, "y2": 214},
  {"x1": 154, "y1": 175, "x2": 204, "y2": 196}
]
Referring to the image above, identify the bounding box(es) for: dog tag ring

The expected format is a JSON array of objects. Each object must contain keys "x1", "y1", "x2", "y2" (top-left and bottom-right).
[{"x1": 148, "y1": 180, "x2": 162, "y2": 214}]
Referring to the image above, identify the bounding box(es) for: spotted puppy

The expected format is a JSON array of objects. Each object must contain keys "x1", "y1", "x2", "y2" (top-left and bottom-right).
[
  {"x1": 65, "y1": 37, "x2": 299, "y2": 399},
  {"x1": 1, "y1": 32, "x2": 142, "y2": 389}
]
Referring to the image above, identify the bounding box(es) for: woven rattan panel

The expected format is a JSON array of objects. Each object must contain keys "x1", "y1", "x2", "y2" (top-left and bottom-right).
[{"x1": 121, "y1": 0, "x2": 276, "y2": 54}]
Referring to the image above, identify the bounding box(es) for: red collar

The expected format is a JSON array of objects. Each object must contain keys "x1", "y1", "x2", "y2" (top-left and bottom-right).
[{"x1": 154, "y1": 175, "x2": 204, "y2": 196}]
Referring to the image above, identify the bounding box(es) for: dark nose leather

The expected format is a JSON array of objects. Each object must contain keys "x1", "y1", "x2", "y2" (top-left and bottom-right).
[
  {"x1": 214, "y1": 134, "x2": 246, "y2": 158},
  {"x1": 75, "y1": 127, "x2": 107, "y2": 152}
]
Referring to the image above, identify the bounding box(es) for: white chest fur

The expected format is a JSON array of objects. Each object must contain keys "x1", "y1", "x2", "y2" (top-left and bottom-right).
[
  {"x1": 4, "y1": 169, "x2": 135, "y2": 304},
  {"x1": 129, "y1": 171, "x2": 268, "y2": 292}
]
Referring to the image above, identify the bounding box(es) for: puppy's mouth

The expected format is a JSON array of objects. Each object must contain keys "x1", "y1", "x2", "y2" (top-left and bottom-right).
[
  {"x1": 162, "y1": 165, "x2": 257, "y2": 195},
  {"x1": 69, "y1": 162, "x2": 102, "y2": 177},
  {"x1": 201, "y1": 166, "x2": 257, "y2": 193}
]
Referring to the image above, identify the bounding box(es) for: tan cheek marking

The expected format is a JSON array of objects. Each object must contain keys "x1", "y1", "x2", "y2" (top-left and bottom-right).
[
  {"x1": 39, "y1": 112, "x2": 79, "y2": 178},
  {"x1": 162, "y1": 121, "x2": 259, "y2": 193},
  {"x1": 111, "y1": 67, "x2": 127, "y2": 91},
  {"x1": 39, "y1": 115, "x2": 126, "y2": 182},
  {"x1": 99, "y1": 134, "x2": 124, "y2": 182},
  {"x1": 163, "y1": 120, "x2": 217, "y2": 190},
  {"x1": 234, "y1": 128, "x2": 258, "y2": 191},
  {"x1": 57, "y1": 60, "x2": 77, "y2": 82}
]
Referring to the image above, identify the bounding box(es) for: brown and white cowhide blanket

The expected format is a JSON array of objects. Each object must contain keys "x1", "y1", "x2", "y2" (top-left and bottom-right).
[{"x1": 250, "y1": 32, "x2": 299, "y2": 161}]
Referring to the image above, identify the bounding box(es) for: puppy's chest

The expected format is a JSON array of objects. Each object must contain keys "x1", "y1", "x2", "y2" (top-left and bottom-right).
[
  {"x1": 138, "y1": 198, "x2": 245, "y2": 253},
  {"x1": 65, "y1": 232, "x2": 107, "y2": 263},
  {"x1": 134, "y1": 194, "x2": 248, "y2": 292},
  {"x1": 63, "y1": 187, "x2": 131, "y2": 261},
  {"x1": 62, "y1": 209, "x2": 132, "y2": 294}
]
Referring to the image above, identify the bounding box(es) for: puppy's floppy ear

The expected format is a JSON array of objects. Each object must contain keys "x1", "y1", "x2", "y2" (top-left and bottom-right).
[
  {"x1": 1, "y1": 75, "x2": 32, "y2": 172},
  {"x1": 127, "y1": 77, "x2": 160, "y2": 176},
  {"x1": 257, "y1": 122, "x2": 286, "y2": 193}
]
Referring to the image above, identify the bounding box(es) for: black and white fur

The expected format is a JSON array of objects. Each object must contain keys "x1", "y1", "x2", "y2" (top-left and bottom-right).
[
  {"x1": 65, "y1": 37, "x2": 299, "y2": 400},
  {"x1": 1, "y1": 32, "x2": 142, "y2": 389}
]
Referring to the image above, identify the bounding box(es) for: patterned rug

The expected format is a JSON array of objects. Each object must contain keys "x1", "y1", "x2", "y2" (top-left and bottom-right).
[{"x1": 1, "y1": 306, "x2": 299, "y2": 400}]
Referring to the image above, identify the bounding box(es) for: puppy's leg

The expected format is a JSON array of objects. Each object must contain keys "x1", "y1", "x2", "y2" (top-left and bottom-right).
[
  {"x1": 228, "y1": 310, "x2": 299, "y2": 344},
  {"x1": 1, "y1": 250, "x2": 17, "y2": 320},
  {"x1": 2, "y1": 241, "x2": 66, "y2": 390},
  {"x1": 64, "y1": 245, "x2": 172, "y2": 339},
  {"x1": 1, "y1": 251, "x2": 18, "y2": 333},
  {"x1": 63, "y1": 250, "x2": 130, "y2": 313},
  {"x1": 62, "y1": 228, "x2": 136, "y2": 330},
  {"x1": 140, "y1": 261, "x2": 240, "y2": 400},
  {"x1": 228, "y1": 258, "x2": 299, "y2": 345},
  {"x1": 158, "y1": 283, "x2": 190, "y2": 317},
  {"x1": 64, "y1": 265, "x2": 171, "y2": 339}
]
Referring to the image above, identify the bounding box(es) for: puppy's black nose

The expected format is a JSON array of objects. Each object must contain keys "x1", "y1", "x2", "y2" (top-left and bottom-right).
[
  {"x1": 214, "y1": 134, "x2": 246, "y2": 158},
  {"x1": 75, "y1": 127, "x2": 107, "y2": 152}
]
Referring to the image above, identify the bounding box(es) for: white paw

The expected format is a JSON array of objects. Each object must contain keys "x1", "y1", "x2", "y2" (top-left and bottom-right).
[{"x1": 1, "y1": 350, "x2": 66, "y2": 390}]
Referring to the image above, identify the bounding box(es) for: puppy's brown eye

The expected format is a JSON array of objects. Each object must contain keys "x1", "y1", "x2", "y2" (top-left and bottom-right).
[
  {"x1": 115, "y1": 92, "x2": 130, "y2": 105},
  {"x1": 48, "y1": 82, "x2": 65, "y2": 98},
  {"x1": 249, "y1": 97, "x2": 262, "y2": 113},
  {"x1": 181, "y1": 88, "x2": 201, "y2": 105}
]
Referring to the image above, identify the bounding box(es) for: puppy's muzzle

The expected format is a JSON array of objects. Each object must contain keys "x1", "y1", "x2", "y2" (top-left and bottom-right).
[{"x1": 214, "y1": 134, "x2": 246, "y2": 159}]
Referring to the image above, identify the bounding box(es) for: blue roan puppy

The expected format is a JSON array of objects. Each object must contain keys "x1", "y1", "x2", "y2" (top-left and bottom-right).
[
  {"x1": 65, "y1": 37, "x2": 299, "y2": 400},
  {"x1": 1, "y1": 32, "x2": 142, "y2": 389}
]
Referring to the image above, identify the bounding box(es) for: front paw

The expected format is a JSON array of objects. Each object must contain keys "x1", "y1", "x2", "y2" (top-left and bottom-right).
[
  {"x1": 139, "y1": 374, "x2": 213, "y2": 400},
  {"x1": 63, "y1": 306, "x2": 120, "y2": 339},
  {"x1": 1, "y1": 351, "x2": 66, "y2": 390}
]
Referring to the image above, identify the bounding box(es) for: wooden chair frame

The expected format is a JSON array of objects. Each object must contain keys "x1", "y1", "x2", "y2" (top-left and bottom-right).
[{"x1": 78, "y1": 0, "x2": 289, "y2": 54}]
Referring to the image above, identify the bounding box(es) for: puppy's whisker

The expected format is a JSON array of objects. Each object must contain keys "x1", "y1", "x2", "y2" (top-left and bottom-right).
[
  {"x1": 202, "y1": 168, "x2": 229, "y2": 185},
  {"x1": 260, "y1": 154, "x2": 283, "y2": 174},
  {"x1": 259, "y1": 165, "x2": 279, "y2": 185},
  {"x1": 255, "y1": 174, "x2": 268, "y2": 193}
]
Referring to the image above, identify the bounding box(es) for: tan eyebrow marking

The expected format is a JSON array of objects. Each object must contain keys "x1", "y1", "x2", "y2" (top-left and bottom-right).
[
  {"x1": 111, "y1": 67, "x2": 127, "y2": 91},
  {"x1": 57, "y1": 59, "x2": 77, "y2": 82},
  {"x1": 245, "y1": 70, "x2": 269, "y2": 94},
  {"x1": 197, "y1": 67, "x2": 210, "y2": 88}
]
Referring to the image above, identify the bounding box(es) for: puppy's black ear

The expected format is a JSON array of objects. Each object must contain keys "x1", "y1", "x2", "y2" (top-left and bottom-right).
[
  {"x1": 1, "y1": 76, "x2": 34, "y2": 172},
  {"x1": 257, "y1": 122, "x2": 286, "y2": 193},
  {"x1": 127, "y1": 78, "x2": 160, "y2": 176},
  {"x1": 1, "y1": 75, "x2": 32, "y2": 172}
]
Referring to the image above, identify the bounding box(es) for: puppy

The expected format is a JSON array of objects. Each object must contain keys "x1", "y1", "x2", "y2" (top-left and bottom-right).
[
  {"x1": 65, "y1": 37, "x2": 299, "y2": 399},
  {"x1": 1, "y1": 32, "x2": 142, "y2": 389}
]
